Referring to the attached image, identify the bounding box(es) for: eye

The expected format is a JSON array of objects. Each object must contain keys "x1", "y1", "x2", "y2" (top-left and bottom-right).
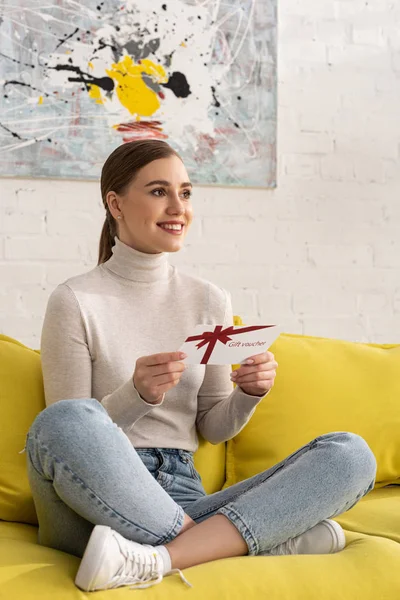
[
  {"x1": 151, "y1": 188, "x2": 166, "y2": 197},
  {"x1": 182, "y1": 189, "x2": 192, "y2": 200}
]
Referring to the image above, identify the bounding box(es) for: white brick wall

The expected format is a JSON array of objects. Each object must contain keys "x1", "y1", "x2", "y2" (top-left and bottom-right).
[{"x1": 1, "y1": 0, "x2": 400, "y2": 348}]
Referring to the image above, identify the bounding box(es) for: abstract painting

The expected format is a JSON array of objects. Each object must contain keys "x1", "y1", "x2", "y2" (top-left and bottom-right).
[{"x1": 0, "y1": 0, "x2": 277, "y2": 187}]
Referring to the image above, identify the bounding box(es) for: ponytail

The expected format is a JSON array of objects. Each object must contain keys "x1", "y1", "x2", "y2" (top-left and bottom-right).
[{"x1": 97, "y1": 216, "x2": 116, "y2": 265}]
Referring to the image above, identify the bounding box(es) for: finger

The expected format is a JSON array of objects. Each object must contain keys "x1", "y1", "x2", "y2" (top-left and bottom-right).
[
  {"x1": 142, "y1": 351, "x2": 187, "y2": 366},
  {"x1": 241, "y1": 351, "x2": 275, "y2": 366},
  {"x1": 152, "y1": 372, "x2": 182, "y2": 386},
  {"x1": 150, "y1": 361, "x2": 186, "y2": 377},
  {"x1": 141, "y1": 378, "x2": 178, "y2": 401},
  {"x1": 234, "y1": 370, "x2": 276, "y2": 384},
  {"x1": 232, "y1": 361, "x2": 278, "y2": 378}
]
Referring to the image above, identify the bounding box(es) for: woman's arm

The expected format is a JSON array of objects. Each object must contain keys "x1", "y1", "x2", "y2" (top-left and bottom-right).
[
  {"x1": 40, "y1": 284, "x2": 161, "y2": 425},
  {"x1": 195, "y1": 288, "x2": 269, "y2": 445}
]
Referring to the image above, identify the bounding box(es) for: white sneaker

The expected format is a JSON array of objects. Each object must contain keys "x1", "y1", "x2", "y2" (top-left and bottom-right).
[
  {"x1": 262, "y1": 519, "x2": 346, "y2": 556},
  {"x1": 75, "y1": 525, "x2": 192, "y2": 591}
]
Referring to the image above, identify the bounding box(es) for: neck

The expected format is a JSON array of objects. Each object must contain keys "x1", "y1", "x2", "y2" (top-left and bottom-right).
[{"x1": 103, "y1": 236, "x2": 170, "y2": 283}]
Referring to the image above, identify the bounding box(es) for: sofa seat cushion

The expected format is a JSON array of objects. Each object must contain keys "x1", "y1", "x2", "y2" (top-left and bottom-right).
[
  {"x1": 1, "y1": 521, "x2": 400, "y2": 600},
  {"x1": 334, "y1": 486, "x2": 400, "y2": 543}
]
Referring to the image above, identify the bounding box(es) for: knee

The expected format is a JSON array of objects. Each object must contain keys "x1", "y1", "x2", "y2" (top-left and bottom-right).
[
  {"x1": 29, "y1": 398, "x2": 102, "y2": 440},
  {"x1": 318, "y1": 432, "x2": 377, "y2": 490}
]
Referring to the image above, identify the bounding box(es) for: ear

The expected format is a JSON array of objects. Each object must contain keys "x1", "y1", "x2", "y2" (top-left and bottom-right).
[{"x1": 106, "y1": 191, "x2": 122, "y2": 218}]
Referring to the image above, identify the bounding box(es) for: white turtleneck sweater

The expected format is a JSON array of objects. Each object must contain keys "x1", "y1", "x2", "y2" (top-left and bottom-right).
[{"x1": 40, "y1": 236, "x2": 267, "y2": 451}]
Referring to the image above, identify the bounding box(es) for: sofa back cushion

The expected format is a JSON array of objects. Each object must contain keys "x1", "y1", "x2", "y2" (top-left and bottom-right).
[
  {"x1": 226, "y1": 324, "x2": 400, "y2": 490},
  {"x1": 0, "y1": 335, "x2": 44, "y2": 525}
]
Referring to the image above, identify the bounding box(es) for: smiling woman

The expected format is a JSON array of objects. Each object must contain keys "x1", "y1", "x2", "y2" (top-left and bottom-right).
[
  {"x1": 98, "y1": 140, "x2": 194, "y2": 262},
  {"x1": 28, "y1": 139, "x2": 372, "y2": 597}
]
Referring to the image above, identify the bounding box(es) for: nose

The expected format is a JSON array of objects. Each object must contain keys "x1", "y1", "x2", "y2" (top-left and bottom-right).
[{"x1": 166, "y1": 192, "x2": 185, "y2": 215}]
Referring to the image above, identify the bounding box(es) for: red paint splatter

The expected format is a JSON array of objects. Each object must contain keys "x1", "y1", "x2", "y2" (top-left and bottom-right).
[{"x1": 115, "y1": 120, "x2": 168, "y2": 143}]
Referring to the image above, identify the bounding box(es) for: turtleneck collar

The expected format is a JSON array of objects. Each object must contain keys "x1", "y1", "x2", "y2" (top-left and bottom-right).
[{"x1": 102, "y1": 236, "x2": 171, "y2": 283}]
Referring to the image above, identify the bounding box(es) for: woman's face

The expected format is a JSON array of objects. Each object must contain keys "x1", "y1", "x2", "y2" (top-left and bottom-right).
[{"x1": 106, "y1": 155, "x2": 193, "y2": 254}]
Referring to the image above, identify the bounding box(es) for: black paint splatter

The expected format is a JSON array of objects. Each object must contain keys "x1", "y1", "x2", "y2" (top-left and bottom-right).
[
  {"x1": 97, "y1": 38, "x2": 118, "y2": 53},
  {"x1": 48, "y1": 64, "x2": 114, "y2": 93},
  {"x1": 0, "y1": 122, "x2": 26, "y2": 140},
  {"x1": 3, "y1": 80, "x2": 68, "y2": 103},
  {"x1": 91, "y1": 37, "x2": 121, "y2": 63},
  {"x1": 55, "y1": 27, "x2": 79, "y2": 50},
  {"x1": 0, "y1": 52, "x2": 35, "y2": 69},
  {"x1": 211, "y1": 86, "x2": 220, "y2": 108},
  {"x1": 0, "y1": 121, "x2": 52, "y2": 145},
  {"x1": 161, "y1": 71, "x2": 191, "y2": 98}
]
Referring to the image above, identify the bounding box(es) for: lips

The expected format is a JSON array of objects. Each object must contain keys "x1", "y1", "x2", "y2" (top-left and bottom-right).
[{"x1": 157, "y1": 223, "x2": 185, "y2": 235}]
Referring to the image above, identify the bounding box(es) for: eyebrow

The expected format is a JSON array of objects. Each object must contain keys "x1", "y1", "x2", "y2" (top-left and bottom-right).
[{"x1": 144, "y1": 179, "x2": 193, "y2": 189}]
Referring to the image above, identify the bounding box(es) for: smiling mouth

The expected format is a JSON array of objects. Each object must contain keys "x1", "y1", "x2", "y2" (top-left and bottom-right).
[{"x1": 157, "y1": 224, "x2": 185, "y2": 235}]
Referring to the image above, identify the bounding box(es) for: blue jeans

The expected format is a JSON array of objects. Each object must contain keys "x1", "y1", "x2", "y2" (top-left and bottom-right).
[{"x1": 25, "y1": 398, "x2": 377, "y2": 559}]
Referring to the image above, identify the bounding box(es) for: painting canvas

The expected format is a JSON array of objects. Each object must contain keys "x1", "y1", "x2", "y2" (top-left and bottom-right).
[{"x1": 0, "y1": 0, "x2": 277, "y2": 187}]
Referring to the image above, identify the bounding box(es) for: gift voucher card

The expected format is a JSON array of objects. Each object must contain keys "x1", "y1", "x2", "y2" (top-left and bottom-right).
[{"x1": 179, "y1": 324, "x2": 282, "y2": 365}]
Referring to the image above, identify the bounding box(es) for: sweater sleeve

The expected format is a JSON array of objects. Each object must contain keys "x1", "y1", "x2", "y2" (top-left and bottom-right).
[
  {"x1": 195, "y1": 287, "x2": 269, "y2": 445},
  {"x1": 40, "y1": 284, "x2": 163, "y2": 423}
]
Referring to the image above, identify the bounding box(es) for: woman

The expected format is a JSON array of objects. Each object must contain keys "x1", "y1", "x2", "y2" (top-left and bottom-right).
[{"x1": 25, "y1": 140, "x2": 377, "y2": 592}]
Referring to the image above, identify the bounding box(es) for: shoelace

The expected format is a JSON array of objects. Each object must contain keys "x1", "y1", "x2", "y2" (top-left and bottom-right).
[
  {"x1": 108, "y1": 538, "x2": 192, "y2": 590},
  {"x1": 165, "y1": 568, "x2": 193, "y2": 589}
]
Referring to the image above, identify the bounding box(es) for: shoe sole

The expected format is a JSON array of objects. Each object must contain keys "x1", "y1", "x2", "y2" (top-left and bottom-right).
[
  {"x1": 323, "y1": 520, "x2": 346, "y2": 552},
  {"x1": 75, "y1": 525, "x2": 112, "y2": 591}
]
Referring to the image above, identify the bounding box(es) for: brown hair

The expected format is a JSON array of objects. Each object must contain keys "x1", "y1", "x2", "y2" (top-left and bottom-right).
[{"x1": 98, "y1": 140, "x2": 183, "y2": 264}]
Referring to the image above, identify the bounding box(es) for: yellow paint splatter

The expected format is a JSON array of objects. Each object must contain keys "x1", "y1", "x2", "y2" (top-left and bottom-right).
[
  {"x1": 88, "y1": 84, "x2": 104, "y2": 105},
  {"x1": 106, "y1": 56, "x2": 167, "y2": 116}
]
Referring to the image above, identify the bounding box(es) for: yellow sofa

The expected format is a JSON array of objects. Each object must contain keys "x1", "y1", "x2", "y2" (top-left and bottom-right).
[{"x1": 1, "y1": 323, "x2": 400, "y2": 600}]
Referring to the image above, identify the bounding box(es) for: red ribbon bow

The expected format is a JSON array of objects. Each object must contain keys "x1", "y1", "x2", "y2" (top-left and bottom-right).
[{"x1": 185, "y1": 325, "x2": 273, "y2": 364}]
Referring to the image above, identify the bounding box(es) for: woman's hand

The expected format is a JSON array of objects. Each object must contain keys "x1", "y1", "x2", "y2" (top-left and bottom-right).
[
  {"x1": 133, "y1": 351, "x2": 187, "y2": 404},
  {"x1": 230, "y1": 351, "x2": 278, "y2": 397}
]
